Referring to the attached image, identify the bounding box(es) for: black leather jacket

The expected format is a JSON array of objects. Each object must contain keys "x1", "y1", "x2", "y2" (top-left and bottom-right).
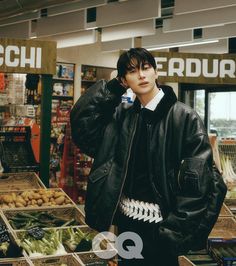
[{"x1": 70, "y1": 78, "x2": 227, "y2": 255}]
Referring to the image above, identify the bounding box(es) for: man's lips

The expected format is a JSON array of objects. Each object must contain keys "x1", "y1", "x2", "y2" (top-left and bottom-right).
[{"x1": 139, "y1": 81, "x2": 149, "y2": 86}]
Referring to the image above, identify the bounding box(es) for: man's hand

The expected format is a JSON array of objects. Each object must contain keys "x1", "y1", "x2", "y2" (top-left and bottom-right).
[{"x1": 116, "y1": 76, "x2": 128, "y2": 90}]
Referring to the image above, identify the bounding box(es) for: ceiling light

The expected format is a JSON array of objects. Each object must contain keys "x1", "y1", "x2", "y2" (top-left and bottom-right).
[{"x1": 146, "y1": 39, "x2": 219, "y2": 51}]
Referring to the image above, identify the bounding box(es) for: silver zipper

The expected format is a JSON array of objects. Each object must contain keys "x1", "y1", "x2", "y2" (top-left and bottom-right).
[
  {"x1": 110, "y1": 113, "x2": 139, "y2": 225},
  {"x1": 177, "y1": 159, "x2": 185, "y2": 189}
]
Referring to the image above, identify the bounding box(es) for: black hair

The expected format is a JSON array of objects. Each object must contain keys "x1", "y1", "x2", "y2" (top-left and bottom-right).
[{"x1": 117, "y1": 48, "x2": 156, "y2": 78}]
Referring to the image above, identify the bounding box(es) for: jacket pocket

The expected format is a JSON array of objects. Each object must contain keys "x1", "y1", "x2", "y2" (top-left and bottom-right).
[
  {"x1": 177, "y1": 158, "x2": 205, "y2": 197},
  {"x1": 88, "y1": 159, "x2": 113, "y2": 183}
]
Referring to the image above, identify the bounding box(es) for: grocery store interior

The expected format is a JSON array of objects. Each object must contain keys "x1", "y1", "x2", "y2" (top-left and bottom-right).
[{"x1": 0, "y1": 0, "x2": 236, "y2": 265}]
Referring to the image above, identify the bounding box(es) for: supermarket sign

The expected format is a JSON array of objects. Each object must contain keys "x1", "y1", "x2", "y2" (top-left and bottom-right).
[
  {"x1": 152, "y1": 51, "x2": 236, "y2": 84},
  {"x1": 0, "y1": 38, "x2": 56, "y2": 75}
]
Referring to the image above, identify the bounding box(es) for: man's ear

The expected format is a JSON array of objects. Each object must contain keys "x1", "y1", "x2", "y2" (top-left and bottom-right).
[{"x1": 155, "y1": 69, "x2": 158, "y2": 79}]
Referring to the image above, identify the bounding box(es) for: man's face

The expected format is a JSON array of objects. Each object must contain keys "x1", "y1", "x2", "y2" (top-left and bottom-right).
[{"x1": 122, "y1": 59, "x2": 158, "y2": 96}]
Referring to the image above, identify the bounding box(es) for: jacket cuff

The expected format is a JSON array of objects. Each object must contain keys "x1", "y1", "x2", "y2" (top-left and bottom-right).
[{"x1": 107, "y1": 78, "x2": 127, "y2": 97}]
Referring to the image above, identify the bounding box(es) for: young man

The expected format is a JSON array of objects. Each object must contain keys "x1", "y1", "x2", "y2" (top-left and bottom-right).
[{"x1": 70, "y1": 48, "x2": 227, "y2": 265}]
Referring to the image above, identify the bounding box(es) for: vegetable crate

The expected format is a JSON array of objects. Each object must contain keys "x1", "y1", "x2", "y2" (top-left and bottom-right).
[
  {"x1": 208, "y1": 239, "x2": 236, "y2": 266},
  {"x1": 220, "y1": 203, "x2": 234, "y2": 217},
  {"x1": 75, "y1": 251, "x2": 118, "y2": 266},
  {"x1": 12, "y1": 226, "x2": 101, "y2": 258},
  {"x1": 0, "y1": 258, "x2": 32, "y2": 266},
  {"x1": 0, "y1": 214, "x2": 26, "y2": 263},
  {"x1": 178, "y1": 249, "x2": 218, "y2": 266},
  {"x1": 0, "y1": 126, "x2": 39, "y2": 173},
  {"x1": 1, "y1": 206, "x2": 86, "y2": 231},
  {"x1": 209, "y1": 217, "x2": 236, "y2": 239},
  {"x1": 0, "y1": 172, "x2": 45, "y2": 191},
  {"x1": 0, "y1": 188, "x2": 75, "y2": 209},
  {"x1": 29, "y1": 254, "x2": 81, "y2": 266}
]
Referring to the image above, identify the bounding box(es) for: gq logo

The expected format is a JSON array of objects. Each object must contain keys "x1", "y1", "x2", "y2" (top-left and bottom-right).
[{"x1": 92, "y1": 231, "x2": 143, "y2": 259}]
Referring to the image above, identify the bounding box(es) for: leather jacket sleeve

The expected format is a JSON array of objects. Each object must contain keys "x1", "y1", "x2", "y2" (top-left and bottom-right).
[
  {"x1": 158, "y1": 109, "x2": 227, "y2": 256},
  {"x1": 70, "y1": 78, "x2": 126, "y2": 157}
]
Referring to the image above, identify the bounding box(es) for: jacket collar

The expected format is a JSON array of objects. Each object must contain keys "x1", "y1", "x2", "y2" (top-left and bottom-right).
[{"x1": 133, "y1": 85, "x2": 177, "y2": 123}]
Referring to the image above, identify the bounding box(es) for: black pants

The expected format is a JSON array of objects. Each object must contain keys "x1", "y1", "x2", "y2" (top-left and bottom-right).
[{"x1": 116, "y1": 213, "x2": 179, "y2": 266}]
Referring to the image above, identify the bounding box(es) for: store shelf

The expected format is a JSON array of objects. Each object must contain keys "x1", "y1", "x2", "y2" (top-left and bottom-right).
[
  {"x1": 53, "y1": 77, "x2": 74, "y2": 82},
  {"x1": 52, "y1": 95, "x2": 73, "y2": 100},
  {"x1": 81, "y1": 64, "x2": 115, "y2": 95}
]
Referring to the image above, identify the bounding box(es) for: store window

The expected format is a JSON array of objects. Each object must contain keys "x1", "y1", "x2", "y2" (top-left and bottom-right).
[
  {"x1": 180, "y1": 84, "x2": 236, "y2": 136},
  {"x1": 209, "y1": 91, "x2": 236, "y2": 138}
]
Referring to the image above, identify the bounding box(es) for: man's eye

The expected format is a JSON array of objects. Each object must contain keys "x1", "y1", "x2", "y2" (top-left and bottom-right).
[
  {"x1": 143, "y1": 64, "x2": 151, "y2": 70},
  {"x1": 128, "y1": 69, "x2": 136, "y2": 73}
]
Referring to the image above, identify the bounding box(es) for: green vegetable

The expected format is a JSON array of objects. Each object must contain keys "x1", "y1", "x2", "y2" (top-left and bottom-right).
[
  {"x1": 62, "y1": 227, "x2": 92, "y2": 252},
  {"x1": 20, "y1": 229, "x2": 67, "y2": 257},
  {"x1": 0, "y1": 242, "x2": 9, "y2": 256}
]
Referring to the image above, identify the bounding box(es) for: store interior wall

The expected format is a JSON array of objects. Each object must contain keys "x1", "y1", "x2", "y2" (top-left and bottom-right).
[
  {"x1": 57, "y1": 41, "x2": 119, "y2": 101},
  {"x1": 56, "y1": 36, "x2": 229, "y2": 102}
]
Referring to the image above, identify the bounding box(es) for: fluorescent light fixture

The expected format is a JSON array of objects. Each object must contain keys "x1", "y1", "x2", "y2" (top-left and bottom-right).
[{"x1": 146, "y1": 39, "x2": 219, "y2": 51}]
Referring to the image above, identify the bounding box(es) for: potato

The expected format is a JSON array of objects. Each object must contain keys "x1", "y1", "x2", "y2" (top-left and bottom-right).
[
  {"x1": 37, "y1": 199, "x2": 43, "y2": 206},
  {"x1": 54, "y1": 195, "x2": 65, "y2": 205},
  {"x1": 2, "y1": 195, "x2": 13, "y2": 204},
  {"x1": 15, "y1": 202, "x2": 25, "y2": 208}
]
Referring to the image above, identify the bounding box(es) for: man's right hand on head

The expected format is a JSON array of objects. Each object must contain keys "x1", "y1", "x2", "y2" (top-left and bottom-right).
[{"x1": 116, "y1": 76, "x2": 128, "y2": 90}]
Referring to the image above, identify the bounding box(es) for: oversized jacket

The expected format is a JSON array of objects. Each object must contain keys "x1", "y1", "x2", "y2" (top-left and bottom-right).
[{"x1": 70, "y1": 78, "x2": 227, "y2": 255}]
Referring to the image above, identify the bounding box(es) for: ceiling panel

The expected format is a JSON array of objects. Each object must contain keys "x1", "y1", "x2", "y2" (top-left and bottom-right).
[
  {"x1": 37, "y1": 10, "x2": 85, "y2": 37},
  {"x1": 203, "y1": 23, "x2": 236, "y2": 40},
  {"x1": 174, "y1": 0, "x2": 236, "y2": 15},
  {"x1": 101, "y1": 19, "x2": 155, "y2": 42},
  {"x1": 0, "y1": 21, "x2": 30, "y2": 38},
  {"x1": 97, "y1": 0, "x2": 161, "y2": 27},
  {"x1": 101, "y1": 38, "x2": 134, "y2": 52},
  {"x1": 142, "y1": 27, "x2": 193, "y2": 48},
  {"x1": 40, "y1": 29, "x2": 97, "y2": 48},
  {"x1": 47, "y1": 0, "x2": 106, "y2": 17},
  {"x1": 163, "y1": 5, "x2": 236, "y2": 32}
]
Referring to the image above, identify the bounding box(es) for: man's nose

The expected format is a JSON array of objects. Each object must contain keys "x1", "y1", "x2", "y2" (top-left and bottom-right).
[{"x1": 138, "y1": 69, "x2": 145, "y2": 78}]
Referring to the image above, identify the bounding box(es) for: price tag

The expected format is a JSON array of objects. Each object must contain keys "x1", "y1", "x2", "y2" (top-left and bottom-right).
[
  {"x1": 27, "y1": 227, "x2": 45, "y2": 240},
  {"x1": 0, "y1": 224, "x2": 10, "y2": 243}
]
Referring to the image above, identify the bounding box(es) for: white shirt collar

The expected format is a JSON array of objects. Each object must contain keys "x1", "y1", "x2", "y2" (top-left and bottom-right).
[{"x1": 141, "y1": 89, "x2": 164, "y2": 111}]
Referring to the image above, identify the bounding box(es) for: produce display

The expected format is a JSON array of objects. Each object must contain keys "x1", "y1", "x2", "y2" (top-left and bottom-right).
[
  {"x1": 0, "y1": 189, "x2": 72, "y2": 208},
  {"x1": 0, "y1": 222, "x2": 22, "y2": 258},
  {"x1": 8, "y1": 211, "x2": 78, "y2": 230},
  {"x1": 0, "y1": 172, "x2": 117, "y2": 265},
  {"x1": 18, "y1": 227, "x2": 93, "y2": 257}
]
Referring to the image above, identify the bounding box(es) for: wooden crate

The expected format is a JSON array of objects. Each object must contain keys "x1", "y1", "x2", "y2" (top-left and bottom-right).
[
  {"x1": 29, "y1": 254, "x2": 81, "y2": 266},
  {"x1": 219, "y1": 203, "x2": 234, "y2": 217},
  {"x1": 208, "y1": 239, "x2": 236, "y2": 266},
  {"x1": 0, "y1": 258, "x2": 32, "y2": 266},
  {"x1": 178, "y1": 256, "x2": 195, "y2": 266},
  {"x1": 0, "y1": 172, "x2": 45, "y2": 191},
  {"x1": 75, "y1": 251, "x2": 118, "y2": 266},
  {"x1": 0, "y1": 214, "x2": 26, "y2": 264},
  {"x1": 13, "y1": 226, "x2": 97, "y2": 257},
  {"x1": 1, "y1": 206, "x2": 86, "y2": 231},
  {"x1": 0, "y1": 188, "x2": 75, "y2": 209},
  {"x1": 209, "y1": 217, "x2": 236, "y2": 239}
]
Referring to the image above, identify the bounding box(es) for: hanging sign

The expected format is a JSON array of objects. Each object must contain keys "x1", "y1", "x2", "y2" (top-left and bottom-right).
[
  {"x1": 152, "y1": 51, "x2": 236, "y2": 84},
  {"x1": 0, "y1": 38, "x2": 56, "y2": 75}
]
